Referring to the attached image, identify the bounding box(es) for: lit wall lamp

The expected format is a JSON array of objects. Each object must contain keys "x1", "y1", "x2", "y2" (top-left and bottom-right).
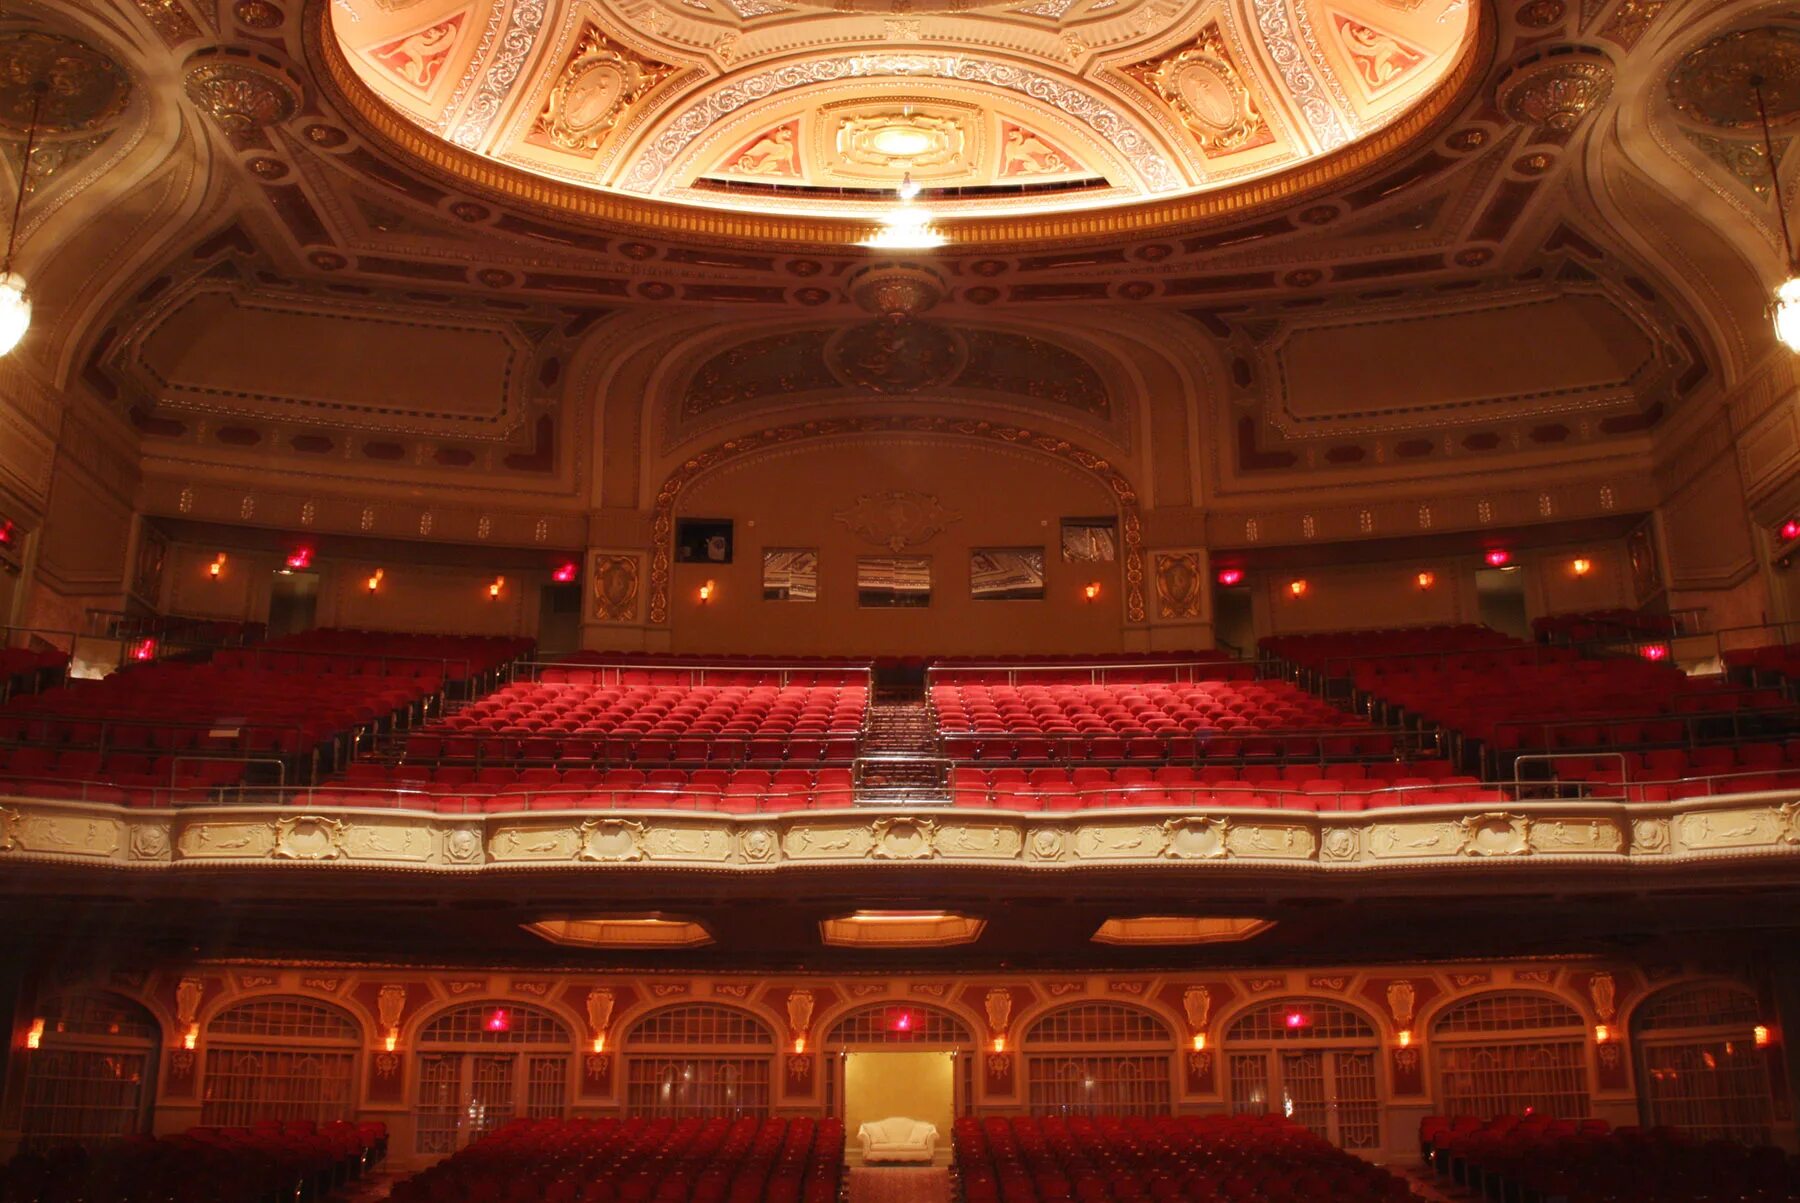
[
  {"x1": 1083, "y1": 581, "x2": 1101, "y2": 603},
  {"x1": 991, "y1": 1035, "x2": 1006, "y2": 1054},
  {"x1": 1191, "y1": 1033, "x2": 1206, "y2": 1052},
  {"x1": 1288, "y1": 579, "x2": 1308, "y2": 598},
  {"x1": 698, "y1": 579, "x2": 715, "y2": 604},
  {"x1": 1484, "y1": 549, "x2": 1512, "y2": 568},
  {"x1": 793, "y1": 1036, "x2": 806, "y2": 1055},
  {"x1": 1755, "y1": 1024, "x2": 1773, "y2": 1048},
  {"x1": 367, "y1": 568, "x2": 384, "y2": 594},
  {"x1": 24, "y1": 1017, "x2": 42, "y2": 1050},
  {"x1": 488, "y1": 575, "x2": 505, "y2": 600},
  {"x1": 1782, "y1": 519, "x2": 1800, "y2": 542},
  {"x1": 384, "y1": 1029, "x2": 399, "y2": 1053},
  {"x1": 1415, "y1": 571, "x2": 1435, "y2": 591},
  {"x1": 183, "y1": 1023, "x2": 199, "y2": 1051},
  {"x1": 285, "y1": 546, "x2": 313, "y2": 571},
  {"x1": 1571, "y1": 557, "x2": 1592, "y2": 577},
  {"x1": 209, "y1": 552, "x2": 227, "y2": 580},
  {"x1": 592, "y1": 1033, "x2": 607, "y2": 1054},
  {"x1": 1593, "y1": 1024, "x2": 1610, "y2": 1044},
  {"x1": 1640, "y1": 643, "x2": 1670, "y2": 662},
  {"x1": 1397, "y1": 1029, "x2": 1413, "y2": 1049},
  {"x1": 1216, "y1": 568, "x2": 1243, "y2": 587},
  {"x1": 553, "y1": 561, "x2": 579, "y2": 584}
]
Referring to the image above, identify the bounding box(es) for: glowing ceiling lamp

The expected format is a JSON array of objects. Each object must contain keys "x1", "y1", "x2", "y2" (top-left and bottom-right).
[
  {"x1": 0, "y1": 80, "x2": 47, "y2": 358},
  {"x1": 1752, "y1": 75, "x2": 1800, "y2": 352},
  {"x1": 858, "y1": 198, "x2": 946, "y2": 251}
]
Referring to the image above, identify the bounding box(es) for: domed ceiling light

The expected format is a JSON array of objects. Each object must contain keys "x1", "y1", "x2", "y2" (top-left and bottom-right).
[
  {"x1": 1752, "y1": 74, "x2": 1800, "y2": 353},
  {"x1": 0, "y1": 79, "x2": 48, "y2": 358}
]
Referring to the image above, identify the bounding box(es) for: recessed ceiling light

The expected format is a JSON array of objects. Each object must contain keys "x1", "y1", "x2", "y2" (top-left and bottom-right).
[
  {"x1": 523, "y1": 914, "x2": 714, "y2": 949},
  {"x1": 820, "y1": 910, "x2": 985, "y2": 947},
  {"x1": 1091, "y1": 916, "x2": 1273, "y2": 946}
]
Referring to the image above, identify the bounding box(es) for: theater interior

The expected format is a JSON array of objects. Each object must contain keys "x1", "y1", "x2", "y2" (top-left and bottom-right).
[{"x1": 1, "y1": 0, "x2": 1799, "y2": 1197}]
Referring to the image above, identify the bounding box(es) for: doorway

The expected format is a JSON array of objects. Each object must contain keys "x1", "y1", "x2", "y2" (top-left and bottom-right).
[
  {"x1": 1476, "y1": 566, "x2": 1528, "y2": 639},
  {"x1": 267, "y1": 571, "x2": 319, "y2": 637},
  {"x1": 1228, "y1": 1048, "x2": 1380, "y2": 1149},
  {"x1": 842, "y1": 1051, "x2": 955, "y2": 1162},
  {"x1": 537, "y1": 583, "x2": 581, "y2": 656}
]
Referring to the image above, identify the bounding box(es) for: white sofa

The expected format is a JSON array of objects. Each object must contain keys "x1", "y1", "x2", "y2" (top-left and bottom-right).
[{"x1": 857, "y1": 1116, "x2": 939, "y2": 1163}]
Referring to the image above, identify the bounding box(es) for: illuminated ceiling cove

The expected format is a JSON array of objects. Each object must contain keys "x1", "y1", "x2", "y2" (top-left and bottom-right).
[{"x1": 328, "y1": 0, "x2": 1478, "y2": 220}]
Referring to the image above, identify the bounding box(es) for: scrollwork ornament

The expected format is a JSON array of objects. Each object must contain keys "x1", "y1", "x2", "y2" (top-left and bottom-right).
[
  {"x1": 271, "y1": 815, "x2": 349, "y2": 861},
  {"x1": 1495, "y1": 52, "x2": 1613, "y2": 133},
  {"x1": 183, "y1": 57, "x2": 299, "y2": 132},
  {"x1": 576, "y1": 817, "x2": 647, "y2": 862}
]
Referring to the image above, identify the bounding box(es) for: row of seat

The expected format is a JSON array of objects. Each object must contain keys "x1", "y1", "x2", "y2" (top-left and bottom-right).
[
  {"x1": 932, "y1": 680, "x2": 1361, "y2": 735},
  {"x1": 954, "y1": 1115, "x2": 1415, "y2": 1203},
  {"x1": 256, "y1": 628, "x2": 533, "y2": 682},
  {"x1": 389, "y1": 1116, "x2": 843, "y2": 1203},
  {"x1": 1534, "y1": 609, "x2": 1684, "y2": 644},
  {"x1": 1423, "y1": 1114, "x2": 1799, "y2": 1202},
  {"x1": 0, "y1": 1119, "x2": 386, "y2": 1203}
]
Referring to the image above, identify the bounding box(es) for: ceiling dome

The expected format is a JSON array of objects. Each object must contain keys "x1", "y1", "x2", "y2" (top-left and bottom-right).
[{"x1": 327, "y1": 0, "x2": 1478, "y2": 226}]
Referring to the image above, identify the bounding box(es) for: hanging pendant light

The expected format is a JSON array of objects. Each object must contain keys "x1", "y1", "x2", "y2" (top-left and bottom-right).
[
  {"x1": 0, "y1": 79, "x2": 49, "y2": 358},
  {"x1": 1752, "y1": 75, "x2": 1800, "y2": 353}
]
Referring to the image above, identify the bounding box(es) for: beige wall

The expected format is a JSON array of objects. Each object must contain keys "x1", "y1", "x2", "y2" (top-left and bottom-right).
[
  {"x1": 661, "y1": 438, "x2": 1130, "y2": 656},
  {"x1": 844, "y1": 1051, "x2": 954, "y2": 1157}
]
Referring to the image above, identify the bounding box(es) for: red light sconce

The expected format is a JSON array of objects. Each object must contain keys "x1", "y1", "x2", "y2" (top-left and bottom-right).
[
  {"x1": 1484, "y1": 549, "x2": 1511, "y2": 568},
  {"x1": 285, "y1": 546, "x2": 313, "y2": 570},
  {"x1": 553, "y1": 561, "x2": 579, "y2": 584},
  {"x1": 1216, "y1": 568, "x2": 1243, "y2": 587}
]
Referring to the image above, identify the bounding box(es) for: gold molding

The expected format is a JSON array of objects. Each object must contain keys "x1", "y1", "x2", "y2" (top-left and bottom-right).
[
  {"x1": 305, "y1": 0, "x2": 1494, "y2": 249},
  {"x1": 3, "y1": 791, "x2": 1798, "y2": 874}
]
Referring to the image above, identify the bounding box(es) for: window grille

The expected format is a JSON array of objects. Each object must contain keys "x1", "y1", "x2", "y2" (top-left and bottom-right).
[
  {"x1": 1432, "y1": 992, "x2": 1583, "y2": 1035},
  {"x1": 1026, "y1": 1054, "x2": 1172, "y2": 1116},
  {"x1": 1228, "y1": 1000, "x2": 1377, "y2": 1042},
  {"x1": 1229, "y1": 1053, "x2": 1270, "y2": 1115},
  {"x1": 200, "y1": 1049, "x2": 357, "y2": 1126},
  {"x1": 415, "y1": 1054, "x2": 463, "y2": 1156},
  {"x1": 624, "y1": 1057, "x2": 771, "y2": 1116},
  {"x1": 1641, "y1": 1040, "x2": 1773, "y2": 1144},
  {"x1": 1330, "y1": 1051, "x2": 1382, "y2": 1150},
  {"x1": 418, "y1": 1002, "x2": 571, "y2": 1045},
  {"x1": 1023, "y1": 1004, "x2": 1171, "y2": 1047},
  {"x1": 1635, "y1": 984, "x2": 1761, "y2": 1032},
  {"x1": 208, "y1": 997, "x2": 359, "y2": 1042},
  {"x1": 626, "y1": 1005, "x2": 773, "y2": 1047},
  {"x1": 826, "y1": 1004, "x2": 973, "y2": 1045},
  {"x1": 526, "y1": 1056, "x2": 569, "y2": 1118},
  {"x1": 20, "y1": 1049, "x2": 151, "y2": 1150},
  {"x1": 1435, "y1": 1042, "x2": 1589, "y2": 1119},
  {"x1": 41, "y1": 992, "x2": 159, "y2": 1042}
]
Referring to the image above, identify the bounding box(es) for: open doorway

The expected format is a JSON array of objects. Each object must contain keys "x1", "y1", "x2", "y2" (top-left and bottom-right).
[
  {"x1": 843, "y1": 1051, "x2": 955, "y2": 1165},
  {"x1": 267, "y1": 570, "x2": 319, "y2": 638},
  {"x1": 537, "y1": 583, "x2": 581, "y2": 656},
  {"x1": 1212, "y1": 582, "x2": 1254, "y2": 657},
  {"x1": 1475, "y1": 566, "x2": 1528, "y2": 639}
]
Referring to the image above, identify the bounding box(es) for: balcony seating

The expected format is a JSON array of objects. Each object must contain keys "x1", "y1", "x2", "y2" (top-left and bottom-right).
[
  {"x1": 313, "y1": 764, "x2": 857, "y2": 812},
  {"x1": 402, "y1": 677, "x2": 868, "y2": 765},
  {"x1": 388, "y1": 1116, "x2": 844, "y2": 1203},
  {"x1": 1533, "y1": 609, "x2": 1682, "y2": 644},
  {"x1": 946, "y1": 760, "x2": 1491, "y2": 811},
  {"x1": 954, "y1": 1115, "x2": 1415, "y2": 1203},
  {"x1": 1727, "y1": 642, "x2": 1800, "y2": 686},
  {"x1": 0, "y1": 1119, "x2": 385, "y2": 1203},
  {"x1": 1422, "y1": 1114, "x2": 1800, "y2": 1203},
  {"x1": 930, "y1": 678, "x2": 1380, "y2": 762},
  {"x1": 237, "y1": 628, "x2": 533, "y2": 684}
]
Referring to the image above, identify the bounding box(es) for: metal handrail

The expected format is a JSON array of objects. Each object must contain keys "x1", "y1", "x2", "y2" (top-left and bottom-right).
[
  {"x1": 925, "y1": 659, "x2": 1269, "y2": 688},
  {"x1": 510, "y1": 660, "x2": 874, "y2": 688}
]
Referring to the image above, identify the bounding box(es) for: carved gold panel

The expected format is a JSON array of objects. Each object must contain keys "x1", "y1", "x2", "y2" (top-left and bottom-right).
[{"x1": 1155, "y1": 550, "x2": 1205, "y2": 620}]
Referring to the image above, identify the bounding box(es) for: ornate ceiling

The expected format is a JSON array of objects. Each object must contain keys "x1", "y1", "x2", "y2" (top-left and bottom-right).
[{"x1": 327, "y1": 0, "x2": 1478, "y2": 220}]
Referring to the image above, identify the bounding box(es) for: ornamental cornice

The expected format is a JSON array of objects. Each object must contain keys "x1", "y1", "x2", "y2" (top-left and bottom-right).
[{"x1": 1, "y1": 793, "x2": 1797, "y2": 874}]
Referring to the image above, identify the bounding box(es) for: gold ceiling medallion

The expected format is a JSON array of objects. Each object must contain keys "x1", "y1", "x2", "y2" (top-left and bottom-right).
[
  {"x1": 836, "y1": 110, "x2": 965, "y2": 172},
  {"x1": 1668, "y1": 27, "x2": 1800, "y2": 130},
  {"x1": 535, "y1": 27, "x2": 675, "y2": 155},
  {"x1": 1126, "y1": 24, "x2": 1271, "y2": 157}
]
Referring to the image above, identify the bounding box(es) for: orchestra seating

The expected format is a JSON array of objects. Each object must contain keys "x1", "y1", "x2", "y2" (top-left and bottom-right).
[
  {"x1": 954, "y1": 1115, "x2": 1416, "y2": 1203},
  {"x1": 0, "y1": 1119, "x2": 385, "y2": 1203},
  {"x1": 1728, "y1": 643, "x2": 1800, "y2": 690},
  {"x1": 401, "y1": 670, "x2": 868, "y2": 765},
  {"x1": 387, "y1": 1116, "x2": 844, "y2": 1203},
  {"x1": 220, "y1": 628, "x2": 533, "y2": 692},
  {"x1": 1421, "y1": 1114, "x2": 1800, "y2": 1203},
  {"x1": 1532, "y1": 609, "x2": 1683, "y2": 644}
]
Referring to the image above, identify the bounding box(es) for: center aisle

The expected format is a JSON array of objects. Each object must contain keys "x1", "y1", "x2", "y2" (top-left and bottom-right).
[{"x1": 848, "y1": 1166, "x2": 953, "y2": 1203}]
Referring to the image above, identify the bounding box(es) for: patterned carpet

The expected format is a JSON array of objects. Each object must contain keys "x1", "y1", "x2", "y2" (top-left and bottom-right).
[{"x1": 848, "y1": 1166, "x2": 952, "y2": 1203}]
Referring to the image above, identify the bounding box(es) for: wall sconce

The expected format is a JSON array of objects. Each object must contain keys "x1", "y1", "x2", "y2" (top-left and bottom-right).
[
  {"x1": 698, "y1": 579, "x2": 715, "y2": 604},
  {"x1": 184, "y1": 1023, "x2": 199, "y2": 1051},
  {"x1": 1415, "y1": 571, "x2": 1435, "y2": 591},
  {"x1": 553, "y1": 561, "x2": 579, "y2": 584},
  {"x1": 0, "y1": 519, "x2": 16, "y2": 547},
  {"x1": 793, "y1": 1037, "x2": 806, "y2": 1055},
  {"x1": 130, "y1": 639, "x2": 157, "y2": 662},
  {"x1": 1215, "y1": 568, "x2": 1243, "y2": 587},
  {"x1": 991, "y1": 1036, "x2": 1006, "y2": 1054},
  {"x1": 24, "y1": 1017, "x2": 42, "y2": 1049},
  {"x1": 1571, "y1": 557, "x2": 1592, "y2": 576},
  {"x1": 1783, "y1": 520, "x2": 1800, "y2": 541},
  {"x1": 1640, "y1": 643, "x2": 1669, "y2": 662},
  {"x1": 1755, "y1": 1024, "x2": 1773, "y2": 1048},
  {"x1": 1484, "y1": 549, "x2": 1512, "y2": 568},
  {"x1": 1191, "y1": 1033, "x2": 1206, "y2": 1052},
  {"x1": 285, "y1": 546, "x2": 313, "y2": 570},
  {"x1": 1287, "y1": 579, "x2": 1308, "y2": 598},
  {"x1": 1397, "y1": 1029, "x2": 1412, "y2": 1049},
  {"x1": 209, "y1": 553, "x2": 227, "y2": 580},
  {"x1": 384, "y1": 1029, "x2": 399, "y2": 1054},
  {"x1": 1083, "y1": 581, "x2": 1101, "y2": 603},
  {"x1": 1593, "y1": 1024, "x2": 1610, "y2": 1044},
  {"x1": 592, "y1": 1034, "x2": 606, "y2": 1054},
  {"x1": 488, "y1": 575, "x2": 505, "y2": 600},
  {"x1": 367, "y1": 568, "x2": 384, "y2": 594}
]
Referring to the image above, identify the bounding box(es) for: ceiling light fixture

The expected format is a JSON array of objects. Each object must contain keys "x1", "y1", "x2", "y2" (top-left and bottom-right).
[
  {"x1": 859, "y1": 204, "x2": 948, "y2": 251},
  {"x1": 1752, "y1": 74, "x2": 1800, "y2": 353},
  {"x1": 0, "y1": 80, "x2": 49, "y2": 358}
]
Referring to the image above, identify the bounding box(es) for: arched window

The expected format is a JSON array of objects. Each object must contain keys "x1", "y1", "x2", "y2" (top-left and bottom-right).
[
  {"x1": 822, "y1": 1003, "x2": 976, "y2": 1120},
  {"x1": 623, "y1": 1005, "x2": 774, "y2": 1118},
  {"x1": 1432, "y1": 992, "x2": 1589, "y2": 1119},
  {"x1": 1022, "y1": 1003, "x2": 1173, "y2": 1117},
  {"x1": 20, "y1": 991, "x2": 159, "y2": 1150},
  {"x1": 1634, "y1": 982, "x2": 1774, "y2": 1144},
  {"x1": 202, "y1": 996, "x2": 359, "y2": 1126},
  {"x1": 1224, "y1": 999, "x2": 1380, "y2": 1149},
  {"x1": 414, "y1": 1001, "x2": 572, "y2": 1155}
]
